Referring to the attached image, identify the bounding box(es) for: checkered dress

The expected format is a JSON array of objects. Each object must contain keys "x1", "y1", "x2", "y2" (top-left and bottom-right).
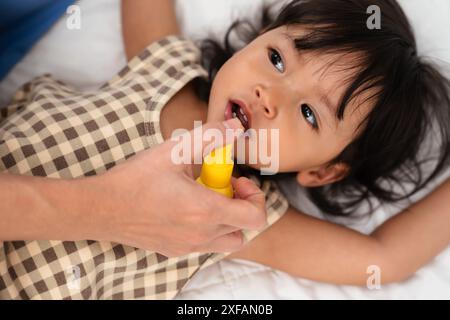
[{"x1": 0, "y1": 35, "x2": 288, "y2": 299}]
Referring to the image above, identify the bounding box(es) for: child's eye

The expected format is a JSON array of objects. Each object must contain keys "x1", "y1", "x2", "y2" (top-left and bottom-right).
[
  {"x1": 268, "y1": 48, "x2": 285, "y2": 73},
  {"x1": 300, "y1": 104, "x2": 319, "y2": 130}
]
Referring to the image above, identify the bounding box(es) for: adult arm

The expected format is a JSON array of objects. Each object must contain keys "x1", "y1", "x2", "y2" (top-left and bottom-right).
[
  {"x1": 0, "y1": 173, "x2": 94, "y2": 241},
  {"x1": 0, "y1": 119, "x2": 267, "y2": 257}
]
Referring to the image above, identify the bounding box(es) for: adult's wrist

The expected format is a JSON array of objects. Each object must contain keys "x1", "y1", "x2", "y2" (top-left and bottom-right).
[
  {"x1": 38, "y1": 176, "x2": 100, "y2": 242},
  {"x1": 0, "y1": 173, "x2": 97, "y2": 241},
  {"x1": 70, "y1": 174, "x2": 119, "y2": 242}
]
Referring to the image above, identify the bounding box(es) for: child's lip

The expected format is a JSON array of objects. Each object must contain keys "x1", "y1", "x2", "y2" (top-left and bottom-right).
[
  {"x1": 224, "y1": 101, "x2": 233, "y2": 120},
  {"x1": 225, "y1": 99, "x2": 252, "y2": 131}
]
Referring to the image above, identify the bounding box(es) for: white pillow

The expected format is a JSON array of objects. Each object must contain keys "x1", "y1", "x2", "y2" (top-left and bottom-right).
[{"x1": 399, "y1": 0, "x2": 450, "y2": 67}]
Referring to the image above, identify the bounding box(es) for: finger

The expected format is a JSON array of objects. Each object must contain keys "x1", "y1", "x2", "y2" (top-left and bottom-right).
[
  {"x1": 232, "y1": 176, "x2": 262, "y2": 200},
  {"x1": 164, "y1": 118, "x2": 243, "y2": 173},
  {"x1": 172, "y1": 118, "x2": 243, "y2": 167},
  {"x1": 197, "y1": 118, "x2": 244, "y2": 157},
  {"x1": 214, "y1": 177, "x2": 267, "y2": 230},
  {"x1": 209, "y1": 224, "x2": 242, "y2": 239},
  {"x1": 197, "y1": 230, "x2": 244, "y2": 253}
]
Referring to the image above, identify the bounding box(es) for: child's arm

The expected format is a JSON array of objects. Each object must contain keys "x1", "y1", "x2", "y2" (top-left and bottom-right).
[
  {"x1": 227, "y1": 178, "x2": 450, "y2": 285},
  {"x1": 122, "y1": 0, "x2": 180, "y2": 60}
]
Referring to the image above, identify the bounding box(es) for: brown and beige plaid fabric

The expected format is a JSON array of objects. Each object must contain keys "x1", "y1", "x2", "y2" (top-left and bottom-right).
[{"x1": 0, "y1": 35, "x2": 289, "y2": 299}]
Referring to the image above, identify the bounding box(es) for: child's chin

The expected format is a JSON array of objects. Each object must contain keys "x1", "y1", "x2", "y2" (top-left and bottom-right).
[
  {"x1": 237, "y1": 162, "x2": 267, "y2": 173},
  {"x1": 241, "y1": 162, "x2": 260, "y2": 170}
]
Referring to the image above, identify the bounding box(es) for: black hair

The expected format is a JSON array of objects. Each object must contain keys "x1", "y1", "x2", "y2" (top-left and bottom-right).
[{"x1": 192, "y1": 0, "x2": 450, "y2": 217}]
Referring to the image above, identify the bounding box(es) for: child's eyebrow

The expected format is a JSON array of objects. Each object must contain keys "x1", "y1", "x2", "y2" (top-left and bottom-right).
[
  {"x1": 282, "y1": 33, "x2": 298, "y2": 53},
  {"x1": 319, "y1": 91, "x2": 338, "y2": 125}
]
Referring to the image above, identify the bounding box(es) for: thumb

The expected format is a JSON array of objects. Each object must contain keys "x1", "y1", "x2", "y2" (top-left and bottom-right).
[
  {"x1": 232, "y1": 176, "x2": 266, "y2": 211},
  {"x1": 191, "y1": 118, "x2": 244, "y2": 161}
]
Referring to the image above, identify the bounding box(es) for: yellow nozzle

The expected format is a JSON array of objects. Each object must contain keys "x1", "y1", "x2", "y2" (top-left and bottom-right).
[{"x1": 196, "y1": 144, "x2": 234, "y2": 198}]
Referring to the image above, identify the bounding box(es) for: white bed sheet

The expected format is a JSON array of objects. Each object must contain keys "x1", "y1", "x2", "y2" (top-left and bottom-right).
[
  {"x1": 1, "y1": 0, "x2": 449, "y2": 299},
  {"x1": 176, "y1": 166, "x2": 450, "y2": 300}
]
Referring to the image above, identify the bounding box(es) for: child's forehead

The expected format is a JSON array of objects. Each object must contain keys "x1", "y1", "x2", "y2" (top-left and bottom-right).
[
  {"x1": 272, "y1": 28, "x2": 363, "y2": 83},
  {"x1": 268, "y1": 25, "x2": 364, "y2": 68}
]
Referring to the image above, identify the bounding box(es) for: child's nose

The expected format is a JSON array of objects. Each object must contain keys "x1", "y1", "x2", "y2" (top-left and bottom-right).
[{"x1": 254, "y1": 85, "x2": 277, "y2": 119}]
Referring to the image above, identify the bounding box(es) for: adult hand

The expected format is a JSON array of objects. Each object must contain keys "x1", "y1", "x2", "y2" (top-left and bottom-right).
[{"x1": 93, "y1": 118, "x2": 267, "y2": 257}]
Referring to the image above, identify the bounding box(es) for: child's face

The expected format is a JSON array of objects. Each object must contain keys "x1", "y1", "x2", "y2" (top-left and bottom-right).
[{"x1": 207, "y1": 26, "x2": 374, "y2": 186}]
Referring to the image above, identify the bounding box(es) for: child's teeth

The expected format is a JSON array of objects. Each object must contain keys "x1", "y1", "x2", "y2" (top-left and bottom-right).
[
  {"x1": 232, "y1": 112, "x2": 237, "y2": 118},
  {"x1": 239, "y1": 108, "x2": 245, "y2": 115},
  {"x1": 243, "y1": 115, "x2": 248, "y2": 122}
]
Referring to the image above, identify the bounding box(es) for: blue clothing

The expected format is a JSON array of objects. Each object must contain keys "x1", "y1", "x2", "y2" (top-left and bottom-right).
[{"x1": 0, "y1": 0, "x2": 74, "y2": 80}]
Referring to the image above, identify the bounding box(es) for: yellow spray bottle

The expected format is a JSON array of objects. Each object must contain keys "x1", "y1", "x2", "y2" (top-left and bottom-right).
[{"x1": 196, "y1": 144, "x2": 234, "y2": 198}]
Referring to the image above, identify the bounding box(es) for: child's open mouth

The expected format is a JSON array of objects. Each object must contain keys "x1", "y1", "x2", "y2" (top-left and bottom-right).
[{"x1": 225, "y1": 100, "x2": 251, "y2": 131}]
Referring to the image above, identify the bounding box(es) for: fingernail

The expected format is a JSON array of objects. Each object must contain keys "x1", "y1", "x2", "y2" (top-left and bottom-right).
[{"x1": 223, "y1": 118, "x2": 243, "y2": 130}]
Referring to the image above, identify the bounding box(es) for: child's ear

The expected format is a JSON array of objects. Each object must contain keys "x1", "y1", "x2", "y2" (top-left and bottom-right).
[{"x1": 296, "y1": 162, "x2": 349, "y2": 187}]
